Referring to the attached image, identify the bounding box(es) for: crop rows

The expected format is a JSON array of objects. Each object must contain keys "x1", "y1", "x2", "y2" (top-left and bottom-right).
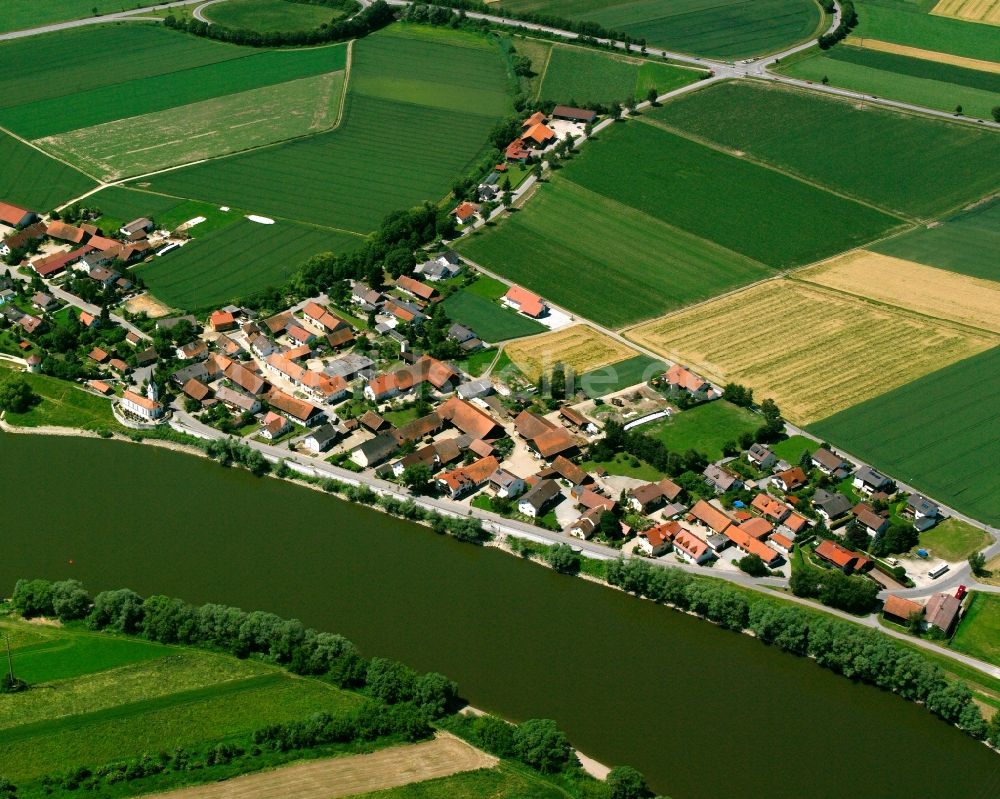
[
  {"x1": 0, "y1": 131, "x2": 95, "y2": 210},
  {"x1": 505, "y1": 325, "x2": 636, "y2": 381},
  {"x1": 853, "y1": 1, "x2": 1000, "y2": 62},
  {"x1": 626, "y1": 279, "x2": 998, "y2": 423}
]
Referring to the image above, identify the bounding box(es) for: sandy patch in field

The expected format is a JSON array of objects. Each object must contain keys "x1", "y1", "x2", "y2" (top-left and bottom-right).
[
  {"x1": 124, "y1": 293, "x2": 173, "y2": 319},
  {"x1": 798, "y1": 250, "x2": 1000, "y2": 333},
  {"x1": 505, "y1": 325, "x2": 637, "y2": 381},
  {"x1": 930, "y1": 0, "x2": 1000, "y2": 24},
  {"x1": 846, "y1": 36, "x2": 1000, "y2": 72},
  {"x1": 624, "y1": 278, "x2": 997, "y2": 424},
  {"x1": 141, "y1": 733, "x2": 497, "y2": 799}
]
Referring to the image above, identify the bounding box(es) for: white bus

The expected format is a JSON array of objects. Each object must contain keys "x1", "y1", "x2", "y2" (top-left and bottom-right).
[{"x1": 929, "y1": 564, "x2": 950, "y2": 580}]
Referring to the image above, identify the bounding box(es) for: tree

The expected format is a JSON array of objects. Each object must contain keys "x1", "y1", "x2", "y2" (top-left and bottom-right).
[
  {"x1": 645, "y1": 86, "x2": 658, "y2": 105},
  {"x1": 550, "y1": 362, "x2": 567, "y2": 400},
  {"x1": 11, "y1": 579, "x2": 53, "y2": 618},
  {"x1": 414, "y1": 672, "x2": 457, "y2": 718},
  {"x1": 843, "y1": 520, "x2": 871, "y2": 552},
  {"x1": 474, "y1": 715, "x2": 516, "y2": 757},
  {"x1": 955, "y1": 105, "x2": 963, "y2": 115},
  {"x1": 546, "y1": 544, "x2": 580, "y2": 575},
  {"x1": 401, "y1": 463, "x2": 433, "y2": 494},
  {"x1": 993, "y1": 105, "x2": 1000, "y2": 123},
  {"x1": 0, "y1": 375, "x2": 39, "y2": 414},
  {"x1": 722, "y1": 382, "x2": 753, "y2": 407},
  {"x1": 50, "y1": 579, "x2": 90, "y2": 621},
  {"x1": 607, "y1": 765, "x2": 649, "y2": 799},
  {"x1": 969, "y1": 551, "x2": 987, "y2": 577},
  {"x1": 0, "y1": 778, "x2": 16, "y2": 799},
  {"x1": 512, "y1": 718, "x2": 571, "y2": 773},
  {"x1": 737, "y1": 553, "x2": 768, "y2": 577},
  {"x1": 365, "y1": 657, "x2": 416, "y2": 705},
  {"x1": 87, "y1": 588, "x2": 145, "y2": 634},
  {"x1": 598, "y1": 510, "x2": 621, "y2": 539}
]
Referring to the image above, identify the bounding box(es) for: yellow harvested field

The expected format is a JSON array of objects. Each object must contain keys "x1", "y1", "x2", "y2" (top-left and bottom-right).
[
  {"x1": 505, "y1": 325, "x2": 637, "y2": 381},
  {"x1": 624, "y1": 279, "x2": 998, "y2": 424},
  {"x1": 845, "y1": 37, "x2": 1000, "y2": 71},
  {"x1": 798, "y1": 251, "x2": 1000, "y2": 333},
  {"x1": 931, "y1": 0, "x2": 1000, "y2": 24},
  {"x1": 142, "y1": 734, "x2": 497, "y2": 799}
]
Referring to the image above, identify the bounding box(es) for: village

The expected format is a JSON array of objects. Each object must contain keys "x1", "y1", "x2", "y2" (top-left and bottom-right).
[{"x1": 0, "y1": 181, "x2": 972, "y2": 642}]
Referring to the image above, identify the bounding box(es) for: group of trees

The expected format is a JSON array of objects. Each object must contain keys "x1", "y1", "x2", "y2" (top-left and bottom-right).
[
  {"x1": 590, "y1": 420, "x2": 709, "y2": 483},
  {"x1": 602, "y1": 559, "x2": 990, "y2": 741},
  {"x1": 205, "y1": 437, "x2": 271, "y2": 476},
  {"x1": 818, "y1": 0, "x2": 857, "y2": 49},
  {"x1": 789, "y1": 558, "x2": 880, "y2": 613},
  {"x1": 0, "y1": 374, "x2": 39, "y2": 414},
  {"x1": 164, "y1": 0, "x2": 394, "y2": 47},
  {"x1": 432, "y1": 0, "x2": 629, "y2": 43}
]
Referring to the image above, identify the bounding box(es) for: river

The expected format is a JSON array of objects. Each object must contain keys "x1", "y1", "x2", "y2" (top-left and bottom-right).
[{"x1": 2, "y1": 433, "x2": 999, "y2": 798}]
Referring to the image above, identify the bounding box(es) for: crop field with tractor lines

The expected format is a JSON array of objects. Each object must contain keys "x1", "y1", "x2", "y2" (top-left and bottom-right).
[
  {"x1": 651, "y1": 81, "x2": 1000, "y2": 219},
  {"x1": 504, "y1": 325, "x2": 637, "y2": 381},
  {"x1": 0, "y1": 131, "x2": 96, "y2": 210},
  {"x1": 496, "y1": 0, "x2": 824, "y2": 59},
  {"x1": 625, "y1": 279, "x2": 998, "y2": 424},
  {"x1": 852, "y1": 1, "x2": 1000, "y2": 61}
]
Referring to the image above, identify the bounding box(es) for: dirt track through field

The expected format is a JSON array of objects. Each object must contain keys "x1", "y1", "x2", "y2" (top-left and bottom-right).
[
  {"x1": 140, "y1": 734, "x2": 497, "y2": 799},
  {"x1": 845, "y1": 36, "x2": 1000, "y2": 72}
]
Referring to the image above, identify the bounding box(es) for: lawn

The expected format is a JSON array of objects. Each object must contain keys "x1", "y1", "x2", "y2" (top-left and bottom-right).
[
  {"x1": 810, "y1": 345, "x2": 1000, "y2": 527},
  {"x1": 0, "y1": 364, "x2": 120, "y2": 431},
  {"x1": 463, "y1": 275, "x2": 509, "y2": 300},
  {"x1": 769, "y1": 434, "x2": 817, "y2": 464},
  {"x1": 455, "y1": 347, "x2": 499, "y2": 377},
  {"x1": 497, "y1": 0, "x2": 823, "y2": 59},
  {"x1": 347, "y1": 764, "x2": 566, "y2": 799},
  {"x1": 627, "y1": 278, "x2": 998, "y2": 425},
  {"x1": 852, "y1": 1, "x2": 1000, "y2": 61},
  {"x1": 205, "y1": 0, "x2": 350, "y2": 32},
  {"x1": 0, "y1": 0, "x2": 124, "y2": 34},
  {"x1": 442, "y1": 290, "x2": 546, "y2": 342},
  {"x1": 779, "y1": 46, "x2": 1000, "y2": 121},
  {"x1": 873, "y1": 198, "x2": 1000, "y2": 282},
  {"x1": 578, "y1": 354, "x2": 665, "y2": 398},
  {"x1": 950, "y1": 592, "x2": 1000, "y2": 667},
  {"x1": 1, "y1": 41, "x2": 348, "y2": 139},
  {"x1": 0, "y1": 131, "x2": 96, "y2": 211},
  {"x1": 651, "y1": 80, "x2": 1000, "y2": 219},
  {"x1": 41, "y1": 70, "x2": 346, "y2": 180},
  {"x1": 136, "y1": 219, "x2": 362, "y2": 311},
  {"x1": 580, "y1": 452, "x2": 663, "y2": 481},
  {"x1": 645, "y1": 400, "x2": 759, "y2": 460},
  {"x1": 458, "y1": 177, "x2": 773, "y2": 329},
  {"x1": 131, "y1": 25, "x2": 511, "y2": 233},
  {"x1": 564, "y1": 119, "x2": 900, "y2": 267},
  {"x1": 536, "y1": 45, "x2": 702, "y2": 105},
  {"x1": 915, "y1": 517, "x2": 992, "y2": 561}
]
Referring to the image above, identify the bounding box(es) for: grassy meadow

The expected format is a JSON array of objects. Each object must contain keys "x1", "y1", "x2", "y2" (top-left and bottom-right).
[
  {"x1": 852, "y1": 1, "x2": 1000, "y2": 62},
  {"x1": 779, "y1": 46, "x2": 1000, "y2": 120},
  {"x1": 873, "y1": 198, "x2": 1000, "y2": 281},
  {"x1": 536, "y1": 45, "x2": 703, "y2": 105},
  {"x1": 0, "y1": 364, "x2": 120, "y2": 432},
  {"x1": 0, "y1": 132, "x2": 96, "y2": 211},
  {"x1": 646, "y1": 401, "x2": 760, "y2": 460},
  {"x1": 566, "y1": 119, "x2": 900, "y2": 267},
  {"x1": 950, "y1": 593, "x2": 1000, "y2": 667},
  {"x1": 652, "y1": 81, "x2": 1000, "y2": 219},
  {"x1": 442, "y1": 291, "x2": 546, "y2": 342},
  {"x1": 204, "y1": 0, "x2": 349, "y2": 32},
  {"x1": 131, "y1": 25, "x2": 510, "y2": 233},
  {"x1": 0, "y1": 0, "x2": 123, "y2": 34},
  {"x1": 810, "y1": 345, "x2": 1000, "y2": 526},
  {"x1": 458, "y1": 177, "x2": 773, "y2": 329},
  {"x1": 627, "y1": 279, "x2": 998, "y2": 424},
  {"x1": 496, "y1": 0, "x2": 823, "y2": 58},
  {"x1": 579, "y1": 354, "x2": 665, "y2": 397},
  {"x1": 137, "y1": 219, "x2": 362, "y2": 310},
  {"x1": 915, "y1": 517, "x2": 992, "y2": 562}
]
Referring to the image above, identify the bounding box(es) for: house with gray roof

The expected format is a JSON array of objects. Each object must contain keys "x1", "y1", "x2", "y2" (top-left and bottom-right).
[{"x1": 812, "y1": 489, "x2": 853, "y2": 522}]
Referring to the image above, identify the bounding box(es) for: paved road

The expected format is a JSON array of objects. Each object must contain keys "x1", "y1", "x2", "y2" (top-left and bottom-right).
[{"x1": 0, "y1": 0, "x2": 204, "y2": 40}]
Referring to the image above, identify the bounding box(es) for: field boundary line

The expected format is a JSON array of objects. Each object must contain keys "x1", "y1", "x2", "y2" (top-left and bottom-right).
[
  {"x1": 334, "y1": 39, "x2": 354, "y2": 129},
  {"x1": 0, "y1": 123, "x2": 103, "y2": 185},
  {"x1": 532, "y1": 41, "x2": 555, "y2": 101},
  {"x1": 634, "y1": 113, "x2": 916, "y2": 224}
]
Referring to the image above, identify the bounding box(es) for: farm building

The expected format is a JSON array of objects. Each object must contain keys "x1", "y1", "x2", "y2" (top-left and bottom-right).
[
  {"x1": 0, "y1": 201, "x2": 37, "y2": 228},
  {"x1": 552, "y1": 105, "x2": 597, "y2": 123}
]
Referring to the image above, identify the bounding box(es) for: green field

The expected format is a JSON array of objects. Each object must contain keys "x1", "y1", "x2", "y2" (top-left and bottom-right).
[
  {"x1": 41, "y1": 70, "x2": 346, "y2": 180},
  {"x1": 768, "y1": 434, "x2": 817, "y2": 464},
  {"x1": 645, "y1": 400, "x2": 759, "y2": 460},
  {"x1": 873, "y1": 198, "x2": 1000, "y2": 281},
  {"x1": 780, "y1": 46, "x2": 1000, "y2": 121},
  {"x1": 0, "y1": 1, "x2": 125, "y2": 34},
  {"x1": 564, "y1": 119, "x2": 900, "y2": 267},
  {"x1": 137, "y1": 219, "x2": 362, "y2": 310},
  {"x1": 652, "y1": 81, "x2": 1000, "y2": 219},
  {"x1": 0, "y1": 24, "x2": 250, "y2": 111},
  {"x1": 580, "y1": 451, "x2": 664, "y2": 481},
  {"x1": 950, "y1": 592, "x2": 1000, "y2": 667},
  {"x1": 496, "y1": 0, "x2": 824, "y2": 58},
  {"x1": 0, "y1": 364, "x2": 120, "y2": 431},
  {"x1": 458, "y1": 176, "x2": 773, "y2": 328},
  {"x1": 579, "y1": 354, "x2": 665, "y2": 397},
  {"x1": 349, "y1": 765, "x2": 565, "y2": 799},
  {"x1": 0, "y1": 617, "x2": 360, "y2": 782},
  {"x1": 852, "y1": 1, "x2": 1000, "y2": 62},
  {"x1": 811, "y1": 345, "x2": 1000, "y2": 527},
  {"x1": 205, "y1": 0, "x2": 350, "y2": 32},
  {"x1": 915, "y1": 517, "x2": 992, "y2": 562},
  {"x1": 442, "y1": 291, "x2": 546, "y2": 342},
  {"x1": 0, "y1": 131, "x2": 96, "y2": 211},
  {"x1": 0, "y1": 41, "x2": 348, "y2": 140},
  {"x1": 536, "y1": 45, "x2": 702, "y2": 105},
  {"x1": 130, "y1": 25, "x2": 510, "y2": 233}
]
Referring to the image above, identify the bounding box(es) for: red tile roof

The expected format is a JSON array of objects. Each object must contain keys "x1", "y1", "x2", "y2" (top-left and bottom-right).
[
  {"x1": 504, "y1": 285, "x2": 545, "y2": 317},
  {"x1": 688, "y1": 499, "x2": 734, "y2": 534},
  {"x1": 665, "y1": 363, "x2": 706, "y2": 393}
]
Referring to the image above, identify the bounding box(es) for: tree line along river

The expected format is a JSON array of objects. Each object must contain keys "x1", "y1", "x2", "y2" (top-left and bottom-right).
[{"x1": 2, "y1": 433, "x2": 999, "y2": 798}]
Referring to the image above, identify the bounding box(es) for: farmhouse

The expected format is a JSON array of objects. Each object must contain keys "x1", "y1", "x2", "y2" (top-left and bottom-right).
[
  {"x1": 673, "y1": 528, "x2": 714, "y2": 565},
  {"x1": 0, "y1": 201, "x2": 36, "y2": 227},
  {"x1": 215, "y1": 386, "x2": 261, "y2": 414},
  {"x1": 814, "y1": 540, "x2": 872, "y2": 574},
  {"x1": 663, "y1": 364, "x2": 710, "y2": 399},
  {"x1": 302, "y1": 301, "x2": 348, "y2": 333},
  {"x1": 638, "y1": 521, "x2": 680, "y2": 557},
  {"x1": 225, "y1": 362, "x2": 267, "y2": 395},
  {"x1": 260, "y1": 411, "x2": 291, "y2": 441},
  {"x1": 437, "y1": 455, "x2": 500, "y2": 499},
  {"x1": 437, "y1": 396, "x2": 504, "y2": 441},
  {"x1": 503, "y1": 285, "x2": 547, "y2": 318},
  {"x1": 688, "y1": 500, "x2": 734, "y2": 535},
  {"x1": 517, "y1": 479, "x2": 561, "y2": 518},
  {"x1": 181, "y1": 378, "x2": 212, "y2": 404},
  {"x1": 31, "y1": 247, "x2": 88, "y2": 278},
  {"x1": 120, "y1": 390, "x2": 163, "y2": 421},
  {"x1": 267, "y1": 389, "x2": 324, "y2": 426},
  {"x1": 1, "y1": 221, "x2": 46, "y2": 256},
  {"x1": 209, "y1": 310, "x2": 237, "y2": 332},
  {"x1": 925, "y1": 592, "x2": 961, "y2": 635},
  {"x1": 514, "y1": 409, "x2": 577, "y2": 459},
  {"x1": 395, "y1": 275, "x2": 438, "y2": 302},
  {"x1": 883, "y1": 595, "x2": 924, "y2": 625},
  {"x1": 45, "y1": 220, "x2": 87, "y2": 244}
]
